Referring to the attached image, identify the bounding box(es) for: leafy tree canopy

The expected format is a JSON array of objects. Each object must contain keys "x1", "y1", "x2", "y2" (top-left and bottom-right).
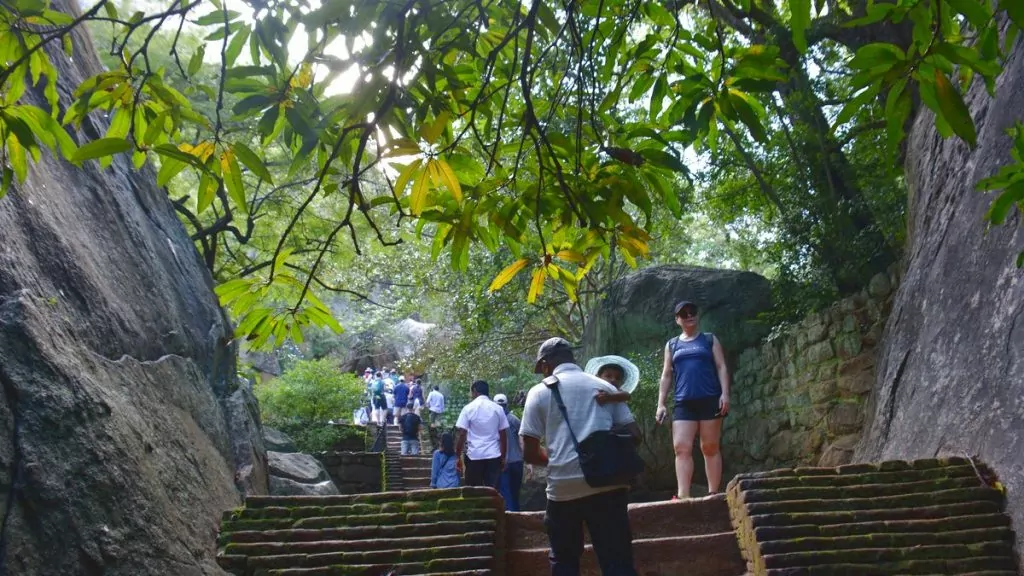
[{"x1": 1, "y1": 0, "x2": 1022, "y2": 349}]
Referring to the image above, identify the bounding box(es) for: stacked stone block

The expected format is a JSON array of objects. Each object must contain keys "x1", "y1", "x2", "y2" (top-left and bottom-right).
[
  {"x1": 727, "y1": 457, "x2": 1018, "y2": 575},
  {"x1": 723, "y1": 270, "x2": 898, "y2": 472},
  {"x1": 216, "y1": 487, "x2": 503, "y2": 575}
]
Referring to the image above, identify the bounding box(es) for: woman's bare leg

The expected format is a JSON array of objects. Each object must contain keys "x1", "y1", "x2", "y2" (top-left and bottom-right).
[
  {"x1": 699, "y1": 418, "x2": 724, "y2": 493},
  {"x1": 672, "y1": 420, "x2": 700, "y2": 498}
]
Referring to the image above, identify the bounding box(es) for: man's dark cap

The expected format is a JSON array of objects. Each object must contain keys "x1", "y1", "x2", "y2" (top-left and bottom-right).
[
  {"x1": 674, "y1": 301, "x2": 698, "y2": 316},
  {"x1": 534, "y1": 337, "x2": 574, "y2": 373}
]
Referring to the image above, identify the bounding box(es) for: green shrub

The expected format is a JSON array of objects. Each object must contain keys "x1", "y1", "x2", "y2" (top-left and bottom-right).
[{"x1": 256, "y1": 359, "x2": 367, "y2": 452}]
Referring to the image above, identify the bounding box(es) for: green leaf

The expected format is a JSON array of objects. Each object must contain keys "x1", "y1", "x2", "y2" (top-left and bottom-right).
[
  {"x1": 188, "y1": 45, "x2": 206, "y2": 76},
  {"x1": 410, "y1": 166, "x2": 431, "y2": 215},
  {"x1": 790, "y1": 0, "x2": 811, "y2": 52},
  {"x1": 394, "y1": 158, "x2": 422, "y2": 196},
  {"x1": 1000, "y1": 0, "x2": 1024, "y2": 31},
  {"x1": 946, "y1": 0, "x2": 993, "y2": 28},
  {"x1": 71, "y1": 138, "x2": 132, "y2": 164},
  {"x1": 934, "y1": 69, "x2": 977, "y2": 147},
  {"x1": 221, "y1": 150, "x2": 247, "y2": 213},
  {"x1": 0, "y1": 165, "x2": 12, "y2": 198},
  {"x1": 232, "y1": 142, "x2": 274, "y2": 184},
  {"x1": 639, "y1": 149, "x2": 688, "y2": 173},
  {"x1": 728, "y1": 90, "x2": 767, "y2": 143},
  {"x1": 650, "y1": 75, "x2": 668, "y2": 121},
  {"x1": 420, "y1": 111, "x2": 450, "y2": 145},
  {"x1": 225, "y1": 26, "x2": 251, "y2": 67},
  {"x1": 197, "y1": 172, "x2": 217, "y2": 212},
  {"x1": 985, "y1": 181, "x2": 1024, "y2": 224},
  {"x1": 833, "y1": 85, "x2": 879, "y2": 130},
  {"x1": 848, "y1": 43, "x2": 905, "y2": 70}
]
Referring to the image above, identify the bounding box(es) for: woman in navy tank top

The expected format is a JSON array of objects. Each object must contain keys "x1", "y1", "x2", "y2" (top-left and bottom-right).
[{"x1": 655, "y1": 300, "x2": 731, "y2": 500}]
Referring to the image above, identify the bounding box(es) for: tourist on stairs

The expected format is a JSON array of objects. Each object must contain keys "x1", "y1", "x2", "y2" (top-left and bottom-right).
[
  {"x1": 430, "y1": 432, "x2": 460, "y2": 488},
  {"x1": 455, "y1": 380, "x2": 509, "y2": 489},
  {"x1": 410, "y1": 378, "x2": 425, "y2": 415},
  {"x1": 521, "y1": 337, "x2": 638, "y2": 576},
  {"x1": 656, "y1": 301, "x2": 731, "y2": 499},
  {"x1": 371, "y1": 372, "x2": 387, "y2": 426},
  {"x1": 394, "y1": 376, "x2": 410, "y2": 425},
  {"x1": 494, "y1": 394, "x2": 524, "y2": 511},
  {"x1": 426, "y1": 385, "x2": 445, "y2": 427},
  {"x1": 399, "y1": 408, "x2": 422, "y2": 455}
]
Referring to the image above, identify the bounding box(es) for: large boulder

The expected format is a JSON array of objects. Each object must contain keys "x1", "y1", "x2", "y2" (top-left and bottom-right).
[
  {"x1": 583, "y1": 265, "x2": 772, "y2": 362},
  {"x1": 267, "y1": 451, "x2": 338, "y2": 496},
  {"x1": 263, "y1": 427, "x2": 298, "y2": 453},
  {"x1": 0, "y1": 4, "x2": 265, "y2": 574},
  {"x1": 855, "y1": 28, "x2": 1024, "y2": 562}
]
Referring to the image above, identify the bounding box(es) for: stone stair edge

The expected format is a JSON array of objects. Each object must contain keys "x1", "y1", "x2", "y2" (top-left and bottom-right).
[
  {"x1": 239, "y1": 486, "x2": 500, "y2": 508},
  {"x1": 727, "y1": 456, "x2": 984, "y2": 484}
]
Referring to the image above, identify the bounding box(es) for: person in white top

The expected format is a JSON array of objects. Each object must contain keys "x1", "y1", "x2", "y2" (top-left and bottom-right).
[
  {"x1": 520, "y1": 337, "x2": 638, "y2": 576},
  {"x1": 454, "y1": 380, "x2": 509, "y2": 489},
  {"x1": 426, "y1": 385, "x2": 446, "y2": 427}
]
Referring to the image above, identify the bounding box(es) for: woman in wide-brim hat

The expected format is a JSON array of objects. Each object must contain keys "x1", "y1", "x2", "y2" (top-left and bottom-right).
[{"x1": 585, "y1": 355, "x2": 640, "y2": 393}]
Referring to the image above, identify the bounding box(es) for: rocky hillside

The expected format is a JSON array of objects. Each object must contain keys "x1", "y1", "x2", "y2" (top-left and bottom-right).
[
  {"x1": 0, "y1": 2, "x2": 266, "y2": 573},
  {"x1": 856, "y1": 23, "x2": 1024, "y2": 564},
  {"x1": 582, "y1": 265, "x2": 772, "y2": 361}
]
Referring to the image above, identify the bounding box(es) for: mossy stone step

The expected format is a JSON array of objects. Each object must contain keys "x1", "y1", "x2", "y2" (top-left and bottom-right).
[
  {"x1": 744, "y1": 486, "x2": 1002, "y2": 515},
  {"x1": 757, "y1": 526, "x2": 1014, "y2": 555},
  {"x1": 221, "y1": 508, "x2": 496, "y2": 534},
  {"x1": 761, "y1": 540, "x2": 1014, "y2": 569},
  {"x1": 752, "y1": 512, "x2": 1010, "y2": 540},
  {"x1": 736, "y1": 458, "x2": 970, "y2": 481},
  {"x1": 763, "y1": 556, "x2": 1018, "y2": 575},
  {"x1": 739, "y1": 476, "x2": 981, "y2": 503},
  {"x1": 296, "y1": 508, "x2": 497, "y2": 529},
  {"x1": 221, "y1": 520, "x2": 497, "y2": 545},
  {"x1": 733, "y1": 465, "x2": 978, "y2": 491},
  {"x1": 242, "y1": 487, "x2": 497, "y2": 509},
  {"x1": 230, "y1": 496, "x2": 493, "y2": 520},
  {"x1": 746, "y1": 500, "x2": 1003, "y2": 528},
  {"x1": 261, "y1": 555, "x2": 492, "y2": 575},
  {"x1": 224, "y1": 530, "x2": 494, "y2": 557},
  {"x1": 244, "y1": 542, "x2": 493, "y2": 569}
]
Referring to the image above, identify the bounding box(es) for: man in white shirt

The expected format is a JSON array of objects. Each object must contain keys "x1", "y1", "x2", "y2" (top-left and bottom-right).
[
  {"x1": 520, "y1": 337, "x2": 638, "y2": 576},
  {"x1": 455, "y1": 380, "x2": 509, "y2": 489},
  {"x1": 426, "y1": 385, "x2": 445, "y2": 427}
]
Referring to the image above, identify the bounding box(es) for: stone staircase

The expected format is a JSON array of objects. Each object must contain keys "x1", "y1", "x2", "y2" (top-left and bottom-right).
[
  {"x1": 216, "y1": 487, "x2": 503, "y2": 575},
  {"x1": 505, "y1": 494, "x2": 746, "y2": 576},
  {"x1": 385, "y1": 423, "x2": 434, "y2": 490},
  {"x1": 728, "y1": 457, "x2": 1020, "y2": 575}
]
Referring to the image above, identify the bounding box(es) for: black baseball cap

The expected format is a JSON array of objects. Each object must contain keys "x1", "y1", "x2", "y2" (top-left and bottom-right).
[{"x1": 674, "y1": 301, "x2": 698, "y2": 316}]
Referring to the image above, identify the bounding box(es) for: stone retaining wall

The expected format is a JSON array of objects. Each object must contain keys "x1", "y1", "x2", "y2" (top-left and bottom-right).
[
  {"x1": 722, "y1": 270, "x2": 898, "y2": 473},
  {"x1": 317, "y1": 451, "x2": 383, "y2": 494}
]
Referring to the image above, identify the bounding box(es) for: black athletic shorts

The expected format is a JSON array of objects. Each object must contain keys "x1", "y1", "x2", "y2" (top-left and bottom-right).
[
  {"x1": 673, "y1": 396, "x2": 724, "y2": 421},
  {"x1": 372, "y1": 394, "x2": 387, "y2": 409}
]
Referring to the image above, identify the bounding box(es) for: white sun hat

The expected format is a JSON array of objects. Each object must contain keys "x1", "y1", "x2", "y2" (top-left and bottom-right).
[{"x1": 584, "y1": 355, "x2": 641, "y2": 394}]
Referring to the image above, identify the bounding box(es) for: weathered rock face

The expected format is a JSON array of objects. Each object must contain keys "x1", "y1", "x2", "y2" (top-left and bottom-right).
[
  {"x1": 856, "y1": 29, "x2": 1024, "y2": 562},
  {"x1": 0, "y1": 4, "x2": 265, "y2": 574},
  {"x1": 583, "y1": 265, "x2": 772, "y2": 361}
]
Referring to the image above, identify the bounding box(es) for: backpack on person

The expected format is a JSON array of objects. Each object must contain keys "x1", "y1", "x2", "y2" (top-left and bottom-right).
[{"x1": 372, "y1": 378, "x2": 384, "y2": 395}]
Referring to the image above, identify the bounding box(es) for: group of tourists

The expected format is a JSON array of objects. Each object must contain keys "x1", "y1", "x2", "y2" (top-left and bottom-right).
[
  {"x1": 359, "y1": 367, "x2": 446, "y2": 456},
  {"x1": 426, "y1": 299, "x2": 730, "y2": 576}
]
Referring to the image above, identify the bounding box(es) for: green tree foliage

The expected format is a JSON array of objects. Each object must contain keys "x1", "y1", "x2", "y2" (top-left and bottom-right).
[
  {"x1": 256, "y1": 358, "x2": 366, "y2": 450},
  {"x1": 1, "y1": 0, "x2": 1022, "y2": 348}
]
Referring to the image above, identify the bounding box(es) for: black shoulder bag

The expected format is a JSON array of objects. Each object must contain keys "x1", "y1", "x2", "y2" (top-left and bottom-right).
[{"x1": 543, "y1": 375, "x2": 645, "y2": 488}]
